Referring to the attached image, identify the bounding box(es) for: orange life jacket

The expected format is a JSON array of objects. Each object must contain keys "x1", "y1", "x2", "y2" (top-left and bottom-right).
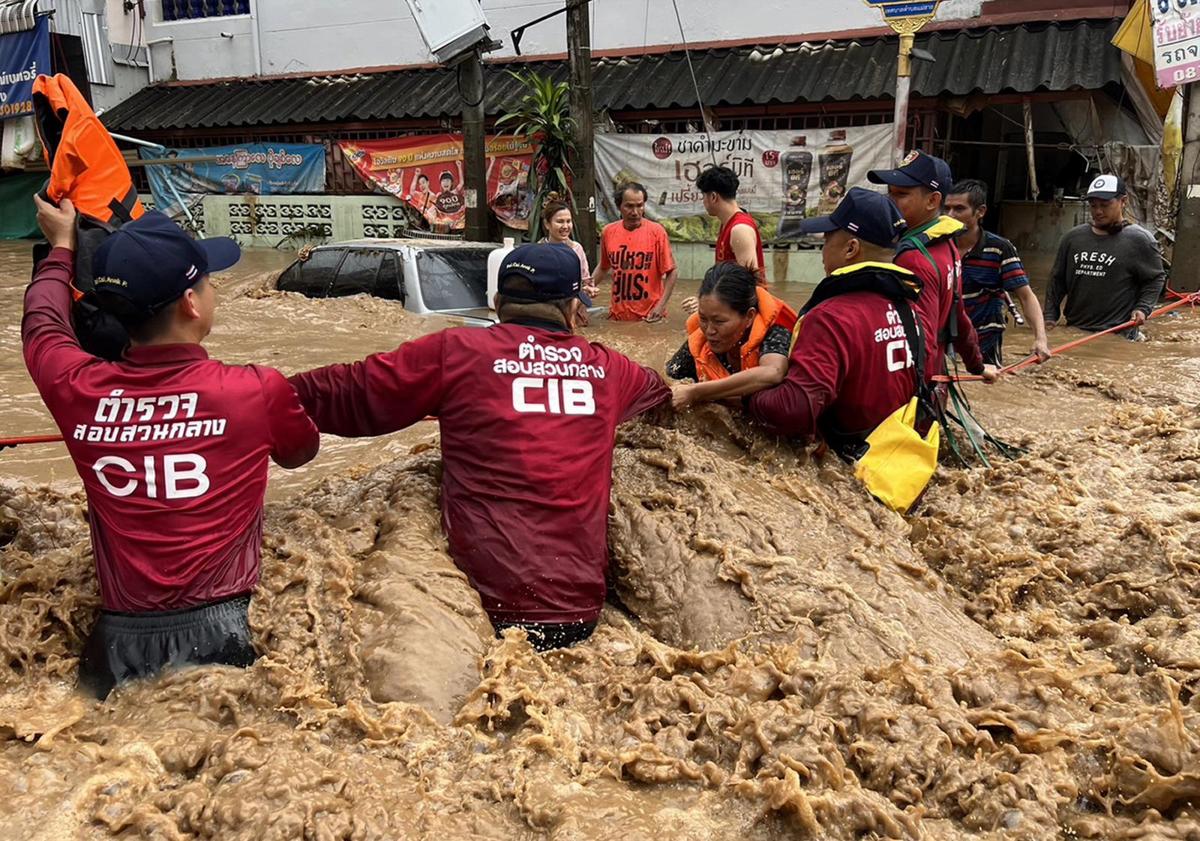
[
  {"x1": 31, "y1": 74, "x2": 145, "y2": 360},
  {"x1": 686, "y1": 287, "x2": 798, "y2": 382},
  {"x1": 33, "y1": 73, "x2": 143, "y2": 225}
]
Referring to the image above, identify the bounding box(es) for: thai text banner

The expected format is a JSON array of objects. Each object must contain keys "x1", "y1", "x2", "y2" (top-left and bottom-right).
[
  {"x1": 1152, "y1": 2, "x2": 1200, "y2": 88},
  {"x1": 141, "y1": 142, "x2": 327, "y2": 216},
  {"x1": 340, "y1": 134, "x2": 534, "y2": 232},
  {"x1": 593, "y1": 125, "x2": 893, "y2": 243},
  {"x1": 0, "y1": 17, "x2": 49, "y2": 121}
]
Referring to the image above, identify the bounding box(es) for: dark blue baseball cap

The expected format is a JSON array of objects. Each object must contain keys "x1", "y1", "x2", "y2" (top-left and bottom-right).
[
  {"x1": 499, "y1": 242, "x2": 592, "y2": 306},
  {"x1": 868, "y1": 150, "x2": 954, "y2": 194},
  {"x1": 797, "y1": 187, "x2": 908, "y2": 248},
  {"x1": 92, "y1": 211, "x2": 241, "y2": 316}
]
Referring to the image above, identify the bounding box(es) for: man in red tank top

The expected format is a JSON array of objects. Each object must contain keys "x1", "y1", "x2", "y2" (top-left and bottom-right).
[{"x1": 698, "y1": 165, "x2": 765, "y2": 281}]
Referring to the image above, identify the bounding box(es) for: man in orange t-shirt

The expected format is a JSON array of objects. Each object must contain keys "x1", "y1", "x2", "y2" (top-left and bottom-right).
[{"x1": 591, "y1": 183, "x2": 678, "y2": 321}]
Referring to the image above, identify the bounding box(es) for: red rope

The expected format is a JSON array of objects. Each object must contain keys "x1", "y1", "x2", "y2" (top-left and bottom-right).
[
  {"x1": 935, "y1": 293, "x2": 1200, "y2": 384},
  {"x1": 0, "y1": 434, "x2": 65, "y2": 447}
]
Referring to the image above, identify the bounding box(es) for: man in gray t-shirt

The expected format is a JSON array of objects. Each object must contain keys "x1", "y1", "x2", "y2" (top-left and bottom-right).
[{"x1": 1044, "y1": 175, "x2": 1166, "y2": 335}]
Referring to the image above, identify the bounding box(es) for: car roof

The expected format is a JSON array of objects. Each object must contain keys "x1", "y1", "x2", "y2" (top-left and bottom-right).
[{"x1": 314, "y1": 238, "x2": 501, "y2": 251}]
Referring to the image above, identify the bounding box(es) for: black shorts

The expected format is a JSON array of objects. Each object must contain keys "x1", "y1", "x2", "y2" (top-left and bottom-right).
[
  {"x1": 80, "y1": 595, "x2": 257, "y2": 700},
  {"x1": 492, "y1": 620, "x2": 597, "y2": 652},
  {"x1": 980, "y1": 330, "x2": 1004, "y2": 367}
]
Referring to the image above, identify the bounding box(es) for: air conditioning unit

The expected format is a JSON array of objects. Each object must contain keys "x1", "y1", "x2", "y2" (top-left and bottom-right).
[{"x1": 402, "y1": 0, "x2": 497, "y2": 65}]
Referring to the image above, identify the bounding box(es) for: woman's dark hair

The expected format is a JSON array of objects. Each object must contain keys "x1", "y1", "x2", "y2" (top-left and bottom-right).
[
  {"x1": 541, "y1": 192, "x2": 572, "y2": 226},
  {"x1": 698, "y1": 262, "x2": 758, "y2": 315}
]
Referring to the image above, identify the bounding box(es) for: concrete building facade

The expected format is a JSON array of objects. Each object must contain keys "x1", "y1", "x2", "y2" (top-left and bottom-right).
[{"x1": 132, "y1": 0, "x2": 986, "y2": 83}]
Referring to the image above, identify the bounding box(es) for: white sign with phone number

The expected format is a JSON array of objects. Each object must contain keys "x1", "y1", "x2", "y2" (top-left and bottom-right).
[{"x1": 1153, "y1": 0, "x2": 1200, "y2": 88}]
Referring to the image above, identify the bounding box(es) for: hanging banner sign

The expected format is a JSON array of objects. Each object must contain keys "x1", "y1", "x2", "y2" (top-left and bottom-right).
[
  {"x1": 594, "y1": 125, "x2": 893, "y2": 243},
  {"x1": 0, "y1": 16, "x2": 49, "y2": 121},
  {"x1": 1151, "y1": 2, "x2": 1200, "y2": 88},
  {"x1": 141, "y1": 142, "x2": 327, "y2": 216},
  {"x1": 339, "y1": 134, "x2": 534, "y2": 231}
]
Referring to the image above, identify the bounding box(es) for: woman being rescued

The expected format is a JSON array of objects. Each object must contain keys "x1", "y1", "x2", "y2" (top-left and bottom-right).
[{"x1": 666, "y1": 262, "x2": 797, "y2": 409}]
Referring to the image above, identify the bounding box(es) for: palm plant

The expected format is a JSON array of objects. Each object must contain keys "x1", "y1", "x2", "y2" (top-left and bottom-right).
[{"x1": 495, "y1": 70, "x2": 577, "y2": 240}]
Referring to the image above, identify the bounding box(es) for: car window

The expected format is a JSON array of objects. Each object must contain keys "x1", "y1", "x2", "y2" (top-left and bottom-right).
[
  {"x1": 277, "y1": 262, "x2": 301, "y2": 288},
  {"x1": 332, "y1": 249, "x2": 384, "y2": 297},
  {"x1": 375, "y1": 253, "x2": 404, "y2": 301},
  {"x1": 416, "y1": 248, "x2": 490, "y2": 311},
  {"x1": 277, "y1": 248, "x2": 345, "y2": 297}
]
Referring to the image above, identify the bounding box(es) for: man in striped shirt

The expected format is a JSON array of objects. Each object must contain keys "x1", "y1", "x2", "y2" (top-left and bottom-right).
[{"x1": 945, "y1": 179, "x2": 1051, "y2": 366}]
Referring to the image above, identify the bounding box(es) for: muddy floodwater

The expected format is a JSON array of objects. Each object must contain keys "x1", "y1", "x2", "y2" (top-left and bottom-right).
[{"x1": 3, "y1": 240, "x2": 1200, "y2": 840}]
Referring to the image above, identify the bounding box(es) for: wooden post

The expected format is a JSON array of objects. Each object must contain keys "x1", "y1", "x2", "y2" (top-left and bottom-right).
[
  {"x1": 1173, "y1": 84, "x2": 1200, "y2": 292},
  {"x1": 1022, "y1": 97, "x2": 1039, "y2": 201},
  {"x1": 566, "y1": 0, "x2": 597, "y2": 262},
  {"x1": 461, "y1": 51, "x2": 490, "y2": 242}
]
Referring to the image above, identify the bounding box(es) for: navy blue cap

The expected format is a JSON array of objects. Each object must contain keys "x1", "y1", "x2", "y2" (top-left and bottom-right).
[
  {"x1": 868, "y1": 150, "x2": 954, "y2": 194},
  {"x1": 92, "y1": 211, "x2": 241, "y2": 315},
  {"x1": 797, "y1": 187, "x2": 908, "y2": 248},
  {"x1": 499, "y1": 242, "x2": 592, "y2": 306}
]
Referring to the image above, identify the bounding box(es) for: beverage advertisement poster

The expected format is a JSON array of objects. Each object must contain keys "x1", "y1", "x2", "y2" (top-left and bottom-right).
[
  {"x1": 594, "y1": 125, "x2": 893, "y2": 242},
  {"x1": 339, "y1": 134, "x2": 534, "y2": 232}
]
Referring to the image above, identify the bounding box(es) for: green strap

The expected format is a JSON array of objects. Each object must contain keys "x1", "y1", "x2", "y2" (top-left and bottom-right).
[{"x1": 901, "y1": 230, "x2": 942, "y2": 286}]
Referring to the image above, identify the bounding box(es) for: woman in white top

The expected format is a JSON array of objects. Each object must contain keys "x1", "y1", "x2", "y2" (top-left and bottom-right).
[{"x1": 539, "y1": 194, "x2": 599, "y2": 299}]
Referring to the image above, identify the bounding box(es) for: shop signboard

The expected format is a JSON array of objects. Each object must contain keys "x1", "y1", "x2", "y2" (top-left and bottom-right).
[
  {"x1": 1151, "y1": 1, "x2": 1200, "y2": 88},
  {"x1": 0, "y1": 16, "x2": 48, "y2": 121},
  {"x1": 863, "y1": 0, "x2": 939, "y2": 19}
]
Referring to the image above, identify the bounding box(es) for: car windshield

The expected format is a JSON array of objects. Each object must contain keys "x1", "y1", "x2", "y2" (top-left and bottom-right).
[{"x1": 416, "y1": 248, "x2": 490, "y2": 311}]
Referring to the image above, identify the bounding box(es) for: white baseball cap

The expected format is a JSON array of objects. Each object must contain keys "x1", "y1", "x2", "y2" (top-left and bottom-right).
[{"x1": 1086, "y1": 174, "x2": 1126, "y2": 200}]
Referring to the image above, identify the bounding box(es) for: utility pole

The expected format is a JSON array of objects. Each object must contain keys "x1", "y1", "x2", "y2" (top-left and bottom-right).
[
  {"x1": 891, "y1": 25, "x2": 916, "y2": 165},
  {"x1": 864, "y1": 1, "x2": 942, "y2": 165},
  {"x1": 566, "y1": 0, "x2": 597, "y2": 262},
  {"x1": 461, "y1": 51, "x2": 490, "y2": 242}
]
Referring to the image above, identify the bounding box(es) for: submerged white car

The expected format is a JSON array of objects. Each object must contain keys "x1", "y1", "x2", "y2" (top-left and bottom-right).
[{"x1": 276, "y1": 238, "x2": 499, "y2": 325}]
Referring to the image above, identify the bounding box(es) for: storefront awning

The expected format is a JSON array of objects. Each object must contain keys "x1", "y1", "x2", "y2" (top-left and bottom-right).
[{"x1": 102, "y1": 19, "x2": 1124, "y2": 133}]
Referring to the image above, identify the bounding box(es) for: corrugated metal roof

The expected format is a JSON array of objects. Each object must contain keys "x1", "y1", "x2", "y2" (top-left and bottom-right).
[{"x1": 101, "y1": 19, "x2": 1122, "y2": 132}]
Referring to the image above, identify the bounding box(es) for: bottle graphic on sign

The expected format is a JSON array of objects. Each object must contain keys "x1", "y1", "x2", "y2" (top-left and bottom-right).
[
  {"x1": 817, "y1": 130, "x2": 853, "y2": 216},
  {"x1": 775, "y1": 137, "x2": 813, "y2": 241}
]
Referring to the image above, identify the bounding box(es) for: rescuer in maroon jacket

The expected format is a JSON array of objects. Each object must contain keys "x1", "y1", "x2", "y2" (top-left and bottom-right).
[
  {"x1": 749, "y1": 188, "x2": 928, "y2": 457},
  {"x1": 868, "y1": 151, "x2": 986, "y2": 381},
  {"x1": 23, "y1": 198, "x2": 319, "y2": 699},
  {"x1": 291, "y1": 243, "x2": 670, "y2": 652}
]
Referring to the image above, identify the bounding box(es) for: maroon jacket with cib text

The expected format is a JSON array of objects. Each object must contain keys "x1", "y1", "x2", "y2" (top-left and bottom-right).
[
  {"x1": 21, "y1": 247, "x2": 319, "y2": 612},
  {"x1": 290, "y1": 321, "x2": 669, "y2": 625}
]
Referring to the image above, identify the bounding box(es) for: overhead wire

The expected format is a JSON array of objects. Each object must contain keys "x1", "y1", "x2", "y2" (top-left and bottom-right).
[{"x1": 668, "y1": 0, "x2": 717, "y2": 166}]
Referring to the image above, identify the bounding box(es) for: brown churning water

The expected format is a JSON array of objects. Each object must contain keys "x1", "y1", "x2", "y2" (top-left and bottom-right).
[{"x1": 2, "y1": 242, "x2": 1200, "y2": 839}]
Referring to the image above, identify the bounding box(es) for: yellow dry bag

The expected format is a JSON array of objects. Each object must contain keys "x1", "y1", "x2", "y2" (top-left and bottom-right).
[
  {"x1": 853, "y1": 301, "x2": 939, "y2": 514},
  {"x1": 855, "y1": 398, "x2": 940, "y2": 513}
]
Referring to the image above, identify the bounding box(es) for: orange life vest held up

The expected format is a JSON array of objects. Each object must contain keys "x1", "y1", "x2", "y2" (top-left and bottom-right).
[
  {"x1": 33, "y1": 73, "x2": 144, "y2": 225},
  {"x1": 31, "y1": 74, "x2": 146, "y2": 360},
  {"x1": 686, "y1": 287, "x2": 798, "y2": 382}
]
